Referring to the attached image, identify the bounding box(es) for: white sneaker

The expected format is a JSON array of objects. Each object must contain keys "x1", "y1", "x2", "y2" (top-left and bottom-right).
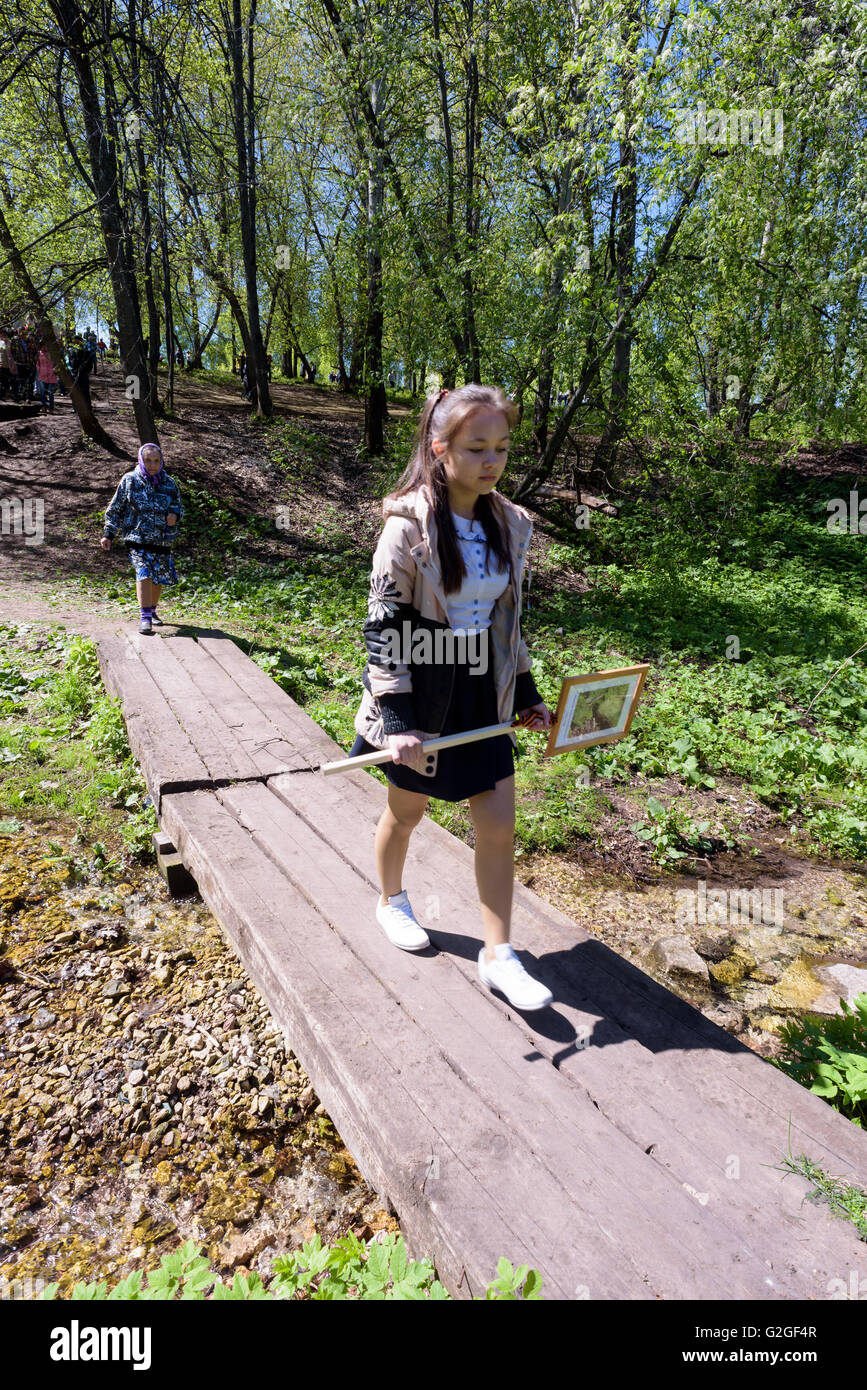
[
  {"x1": 478, "y1": 943, "x2": 553, "y2": 1010},
  {"x1": 376, "y1": 891, "x2": 430, "y2": 952}
]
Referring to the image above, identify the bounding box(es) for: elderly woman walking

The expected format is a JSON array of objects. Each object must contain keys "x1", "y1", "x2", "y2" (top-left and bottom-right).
[{"x1": 101, "y1": 444, "x2": 184, "y2": 634}]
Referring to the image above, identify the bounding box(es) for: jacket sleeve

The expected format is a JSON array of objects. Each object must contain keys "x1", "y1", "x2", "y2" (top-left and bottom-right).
[
  {"x1": 103, "y1": 476, "x2": 129, "y2": 538},
  {"x1": 512, "y1": 557, "x2": 543, "y2": 709},
  {"x1": 167, "y1": 479, "x2": 183, "y2": 521},
  {"x1": 363, "y1": 517, "x2": 420, "y2": 734},
  {"x1": 513, "y1": 665, "x2": 543, "y2": 712}
]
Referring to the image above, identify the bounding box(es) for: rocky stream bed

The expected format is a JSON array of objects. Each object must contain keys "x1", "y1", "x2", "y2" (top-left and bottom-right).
[{"x1": 0, "y1": 822, "x2": 397, "y2": 1297}]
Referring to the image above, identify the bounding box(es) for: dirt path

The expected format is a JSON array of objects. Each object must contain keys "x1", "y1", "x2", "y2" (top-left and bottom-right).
[
  {"x1": 0, "y1": 583, "x2": 125, "y2": 637},
  {"x1": 0, "y1": 366, "x2": 411, "y2": 591}
]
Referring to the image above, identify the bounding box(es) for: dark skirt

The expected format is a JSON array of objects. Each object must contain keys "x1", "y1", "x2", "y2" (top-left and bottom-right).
[{"x1": 350, "y1": 657, "x2": 516, "y2": 802}]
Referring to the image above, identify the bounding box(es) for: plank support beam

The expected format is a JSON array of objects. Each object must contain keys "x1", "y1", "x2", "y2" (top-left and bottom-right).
[{"x1": 152, "y1": 828, "x2": 199, "y2": 897}]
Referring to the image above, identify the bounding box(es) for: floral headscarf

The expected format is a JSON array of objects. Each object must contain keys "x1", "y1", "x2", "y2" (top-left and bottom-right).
[{"x1": 137, "y1": 443, "x2": 164, "y2": 486}]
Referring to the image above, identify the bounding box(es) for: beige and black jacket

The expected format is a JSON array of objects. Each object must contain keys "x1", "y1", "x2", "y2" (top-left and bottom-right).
[{"x1": 353, "y1": 485, "x2": 541, "y2": 778}]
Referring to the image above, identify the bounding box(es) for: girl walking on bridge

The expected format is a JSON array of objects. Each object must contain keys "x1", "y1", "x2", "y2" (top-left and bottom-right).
[
  {"x1": 101, "y1": 444, "x2": 184, "y2": 635},
  {"x1": 350, "y1": 383, "x2": 555, "y2": 1010}
]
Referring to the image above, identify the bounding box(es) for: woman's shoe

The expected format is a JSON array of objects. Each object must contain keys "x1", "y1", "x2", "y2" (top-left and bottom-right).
[
  {"x1": 478, "y1": 944, "x2": 553, "y2": 1010},
  {"x1": 138, "y1": 616, "x2": 153, "y2": 635},
  {"x1": 376, "y1": 891, "x2": 430, "y2": 951},
  {"x1": 150, "y1": 611, "x2": 165, "y2": 626}
]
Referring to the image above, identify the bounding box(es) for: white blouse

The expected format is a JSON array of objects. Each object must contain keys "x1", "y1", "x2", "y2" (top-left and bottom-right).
[{"x1": 444, "y1": 511, "x2": 509, "y2": 633}]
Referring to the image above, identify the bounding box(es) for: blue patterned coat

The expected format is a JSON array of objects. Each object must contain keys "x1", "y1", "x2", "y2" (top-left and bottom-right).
[{"x1": 103, "y1": 470, "x2": 184, "y2": 548}]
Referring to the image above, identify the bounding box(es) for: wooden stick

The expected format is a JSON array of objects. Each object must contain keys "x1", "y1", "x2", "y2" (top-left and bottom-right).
[{"x1": 321, "y1": 721, "x2": 518, "y2": 776}]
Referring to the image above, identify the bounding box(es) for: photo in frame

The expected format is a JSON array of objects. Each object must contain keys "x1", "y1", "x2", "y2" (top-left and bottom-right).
[{"x1": 543, "y1": 665, "x2": 650, "y2": 758}]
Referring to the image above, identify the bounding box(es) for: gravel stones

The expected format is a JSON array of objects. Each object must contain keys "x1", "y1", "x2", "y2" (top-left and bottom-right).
[
  {"x1": 708, "y1": 947, "x2": 758, "y2": 986},
  {"x1": 102, "y1": 979, "x2": 131, "y2": 1001},
  {"x1": 648, "y1": 935, "x2": 709, "y2": 981},
  {"x1": 1, "y1": 823, "x2": 389, "y2": 1294}
]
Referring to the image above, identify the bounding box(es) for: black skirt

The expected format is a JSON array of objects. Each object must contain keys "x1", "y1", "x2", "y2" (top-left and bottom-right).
[{"x1": 349, "y1": 657, "x2": 516, "y2": 801}]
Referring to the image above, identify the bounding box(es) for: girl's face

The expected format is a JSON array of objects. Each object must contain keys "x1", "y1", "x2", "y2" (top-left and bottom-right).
[
  {"x1": 141, "y1": 448, "x2": 162, "y2": 474},
  {"x1": 432, "y1": 407, "x2": 510, "y2": 505}
]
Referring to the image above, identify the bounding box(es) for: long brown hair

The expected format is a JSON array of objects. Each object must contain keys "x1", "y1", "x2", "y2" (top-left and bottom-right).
[{"x1": 386, "y1": 383, "x2": 519, "y2": 594}]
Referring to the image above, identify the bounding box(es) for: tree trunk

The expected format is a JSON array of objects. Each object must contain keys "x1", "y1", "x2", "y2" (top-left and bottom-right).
[
  {"x1": 513, "y1": 156, "x2": 709, "y2": 499},
  {"x1": 363, "y1": 77, "x2": 387, "y2": 455},
  {"x1": 532, "y1": 169, "x2": 573, "y2": 456},
  {"x1": 157, "y1": 125, "x2": 175, "y2": 411},
  {"x1": 592, "y1": 5, "x2": 639, "y2": 477},
  {"x1": 281, "y1": 279, "x2": 314, "y2": 381},
  {"x1": 336, "y1": 311, "x2": 347, "y2": 388},
  {"x1": 187, "y1": 292, "x2": 222, "y2": 370},
  {"x1": 462, "y1": 0, "x2": 481, "y2": 383},
  {"x1": 186, "y1": 260, "x2": 201, "y2": 363},
  {"x1": 49, "y1": 0, "x2": 157, "y2": 444},
  {"x1": 144, "y1": 255, "x2": 161, "y2": 416},
  {"x1": 706, "y1": 340, "x2": 721, "y2": 419},
  {"x1": 227, "y1": 0, "x2": 271, "y2": 416},
  {"x1": 160, "y1": 228, "x2": 175, "y2": 412},
  {"x1": 347, "y1": 187, "x2": 367, "y2": 391}
]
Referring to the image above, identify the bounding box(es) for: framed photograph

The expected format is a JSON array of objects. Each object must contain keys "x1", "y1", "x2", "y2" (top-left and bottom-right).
[{"x1": 543, "y1": 665, "x2": 650, "y2": 758}]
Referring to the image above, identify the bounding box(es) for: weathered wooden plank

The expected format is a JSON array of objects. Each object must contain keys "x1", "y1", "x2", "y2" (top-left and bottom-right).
[
  {"x1": 268, "y1": 768, "x2": 867, "y2": 1188},
  {"x1": 259, "y1": 773, "x2": 867, "y2": 1288},
  {"x1": 219, "y1": 779, "x2": 859, "y2": 1298},
  {"x1": 134, "y1": 635, "x2": 263, "y2": 783},
  {"x1": 336, "y1": 763, "x2": 867, "y2": 1185},
  {"x1": 196, "y1": 633, "x2": 341, "y2": 767},
  {"x1": 159, "y1": 787, "x2": 685, "y2": 1299},
  {"x1": 97, "y1": 630, "x2": 866, "y2": 1298},
  {"x1": 164, "y1": 637, "x2": 308, "y2": 774},
  {"x1": 95, "y1": 634, "x2": 211, "y2": 808}
]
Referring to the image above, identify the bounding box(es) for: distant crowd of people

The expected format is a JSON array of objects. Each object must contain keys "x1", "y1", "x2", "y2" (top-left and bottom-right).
[{"x1": 0, "y1": 323, "x2": 108, "y2": 413}]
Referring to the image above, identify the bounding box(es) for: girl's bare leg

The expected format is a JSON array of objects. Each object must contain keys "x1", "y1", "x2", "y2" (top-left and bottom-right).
[
  {"x1": 375, "y1": 782, "x2": 429, "y2": 904},
  {"x1": 468, "y1": 775, "x2": 515, "y2": 962},
  {"x1": 151, "y1": 582, "x2": 162, "y2": 608}
]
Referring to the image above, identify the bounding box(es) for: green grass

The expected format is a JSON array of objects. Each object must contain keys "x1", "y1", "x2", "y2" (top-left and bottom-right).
[
  {"x1": 0, "y1": 627, "x2": 156, "y2": 863},
  {"x1": 773, "y1": 1149, "x2": 867, "y2": 1244}
]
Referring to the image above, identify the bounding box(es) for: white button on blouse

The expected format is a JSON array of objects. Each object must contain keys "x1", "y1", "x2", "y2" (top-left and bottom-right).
[{"x1": 445, "y1": 511, "x2": 509, "y2": 632}]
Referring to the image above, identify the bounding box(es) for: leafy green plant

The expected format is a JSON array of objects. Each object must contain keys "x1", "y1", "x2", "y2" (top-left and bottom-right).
[
  {"x1": 484, "y1": 1257, "x2": 544, "y2": 1300},
  {"x1": 772, "y1": 994, "x2": 867, "y2": 1127},
  {"x1": 119, "y1": 802, "x2": 159, "y2": 858},
  {"x1": 87, "y1": 694, "x2": 132, "y2": 762},
  {"x1": 668, "y1": 735, "x2": 717, "y2": 790},
  {"x1": 36, "y1": 1234, "x2": 544, "y2": 1301},
  {"x1": 629, "y1": 795, "x2": 717, "y2": 866},
  {"x1": 43, "y1": 636, "x2": 101, "y2": 719},
  {"x1": 270, "y1": 1231, "x2": 446, "y2": 1300}
]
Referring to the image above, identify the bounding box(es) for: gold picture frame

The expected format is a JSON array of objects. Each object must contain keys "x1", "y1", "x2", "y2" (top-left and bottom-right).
[{"x1": 543, "y1": 665, "x2": 650, "y2": 758}]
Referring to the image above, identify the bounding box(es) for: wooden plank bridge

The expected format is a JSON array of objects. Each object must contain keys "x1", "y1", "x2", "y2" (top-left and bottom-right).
[{"x1": 96, "y1": 628, "x2": 867, "y2": 1300}]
